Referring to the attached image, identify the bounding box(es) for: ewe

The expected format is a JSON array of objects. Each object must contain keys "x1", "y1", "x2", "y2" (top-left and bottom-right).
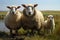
[
  {"x1": 4, "y1": 6, "x2": 22, "y2": 37},
  {"x1": 21, "y1": 4, "x2": 44, "y2": 35},
  {"x1": 44, "y1": 15, "x2": 55, "y2": 34}
]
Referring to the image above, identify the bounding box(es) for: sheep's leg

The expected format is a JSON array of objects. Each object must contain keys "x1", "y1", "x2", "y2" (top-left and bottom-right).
[
  {"x1": 44, "y1": 28, "x2": 46, "y2": 35},
  {"x1": 44, "y1": 29, "x2": 48, "y2": 36},
  {"x1": 47, "y1": 29, "x2": 52, "y2": 35},
  {"x1": 51, "y1": 27, "x2": 54, "y2": 33},
  {"x1": 31, "y1": 29, "x2": 36, "y2": 36},
  {"x1": 49, "y1": 27, "x2": 53, "y2": 34},
  {"x1": 37, "y1": 26, "x2": 43, "y2": 35},
  {"x1": 49, "y1": 30, "x2": 51, "y2": 34},
  {"x1": 50, "y1": 28, "x2": 53, "y2": 34},
  {"x1": 43, "y1": 26, "x2": 46, "y2": 35},
  {"x1": 10, "y1": 29, "x2": 14, "y2": 38},
  {"x1": 14, "y1": 30, "x2": 18, "y2": 40},
  {"x1": 37, "y1": 29, "x2": 41, "y2": 35},
  {"x1": 27, "y1": 30, "x2": 31, "y2": 36},
  {"x1": 29, "y1": 29, "x2": 33, "y2": 35},
  {"x1": 15, "y1": 30, "x2": 18, "y2": 36},
  {"x1": 10, "y1": 29, "x2": 12, "y2": 36},
  {"x1": 46, "y1": 30, "x2": 48, "y2": 34}
]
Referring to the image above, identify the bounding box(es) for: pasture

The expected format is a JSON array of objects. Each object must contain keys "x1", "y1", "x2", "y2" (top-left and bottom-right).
[{"x1": 0, "y1": 11, "x2": 60, "y2": 40}]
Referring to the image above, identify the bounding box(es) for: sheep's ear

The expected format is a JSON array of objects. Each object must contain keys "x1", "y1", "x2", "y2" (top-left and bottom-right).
[
  {"x1": 17, "y1": 6, "x2": 20, "y2": 9},
  {"x1": 7, "y1": 6, "x2": 11, "y2": 9},
  {"x1": 34, "y1": 4, "x2": 38, "y2": 7},
  {"x1": 22, "y1": 4, "x2": 26, "y2": 8}
]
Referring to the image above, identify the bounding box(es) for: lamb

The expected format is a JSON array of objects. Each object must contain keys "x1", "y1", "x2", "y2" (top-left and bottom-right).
[
  {"x1": 21, "y1": 4, "x2": 44, "y2": 35},
  {"x1": 4, "y1": 6, "x2": 22, "y2": 37},
  {"x1": 44, "y1": 15, "x2": 55, "y2": 34}
]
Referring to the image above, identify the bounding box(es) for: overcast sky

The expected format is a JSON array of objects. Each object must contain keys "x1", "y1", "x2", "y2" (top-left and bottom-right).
[{"x1": 0, "y1": 0, "x2": 60, "y2": 11}]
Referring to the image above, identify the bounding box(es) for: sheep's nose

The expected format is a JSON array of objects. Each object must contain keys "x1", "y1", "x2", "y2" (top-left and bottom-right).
[
  {"x1": 12, "y1": 12, "x2": 15, "y2": 14},
  {"x1": 29, "y1": 12, "x2": 31, "y2": 15}
]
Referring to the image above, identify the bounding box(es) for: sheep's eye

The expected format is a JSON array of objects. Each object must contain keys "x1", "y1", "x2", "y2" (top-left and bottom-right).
[{"x1": 15, "y1": 8, "x2": 17, "y2": 10}]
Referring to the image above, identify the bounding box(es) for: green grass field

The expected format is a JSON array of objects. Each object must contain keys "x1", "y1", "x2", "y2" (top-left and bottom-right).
[
  {"x1": 0, "y1": 11, "x2": 7, "y2": 19},
  {"x1": 0, "y1": 11, "x2": 60, "y2": 40}
]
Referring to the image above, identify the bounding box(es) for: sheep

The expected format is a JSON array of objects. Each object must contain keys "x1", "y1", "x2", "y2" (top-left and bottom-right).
[
  {"x1": 44, "y1": 15, "x2": 55, "y2": 34},
  {"x1": 21, "y1": 4, "x2": 44, "y2": 36},
  {"x1": 4, "y1": 6, "x2": 22, "y2": 38}
]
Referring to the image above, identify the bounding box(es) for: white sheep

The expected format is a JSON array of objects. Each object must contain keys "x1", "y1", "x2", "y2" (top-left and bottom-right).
[
  {"x1": 4, "y1": 6, "x2": 22, "y2": 37},
  {"x1": 44, "y1": 15, "x2": 55, "y2": 34},
  {"x1": 21, "y1": 4, "x2": 44, "y2": 35}
]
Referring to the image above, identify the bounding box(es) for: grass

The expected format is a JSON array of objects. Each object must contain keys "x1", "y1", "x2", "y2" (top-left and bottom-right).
[
  {"x1": 0, "y1": 11, "x2": 7, "y2": 19},
  {"x1": 0, "y1": 11, "x2": 60, "y2": 40}
]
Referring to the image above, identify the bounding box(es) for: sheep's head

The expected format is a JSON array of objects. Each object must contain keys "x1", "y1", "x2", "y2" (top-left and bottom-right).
[
  {"x1": 47, "y1": 15, "x2": 54, "y2": 21},
  {"x1": 7, "y1": 6, "x2": 20, "y2": 14},
  {"x1": 22, "y1": 4, "x2": 38, "y2": 17}
]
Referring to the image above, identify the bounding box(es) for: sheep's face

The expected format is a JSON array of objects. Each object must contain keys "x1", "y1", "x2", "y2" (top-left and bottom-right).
[
  {"x1": 22, "y1": 4, "x2": 38, "y2": 17},
  {"x1": 47, "y1": 15, "x2": 54, "y2": 21},
  {"x1": 7, "y1": 6, "x2": 20, "y2": 14}
]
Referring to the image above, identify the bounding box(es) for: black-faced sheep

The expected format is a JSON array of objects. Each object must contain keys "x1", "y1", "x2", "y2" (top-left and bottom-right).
[
  {"x1": 21, "y1": 4, "x2": 44, "y2": 35},
  {"x1": 4, "y1": 6, "x2": 22, "y2": 37},
  {"x1": 44, "y1": 15, "x2": 55, "y2": 34}
]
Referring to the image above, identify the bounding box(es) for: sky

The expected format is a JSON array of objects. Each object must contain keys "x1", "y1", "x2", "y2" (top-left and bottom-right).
[{"x1": 0, "y1": 0, "x2": 60, "y2": 11}]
